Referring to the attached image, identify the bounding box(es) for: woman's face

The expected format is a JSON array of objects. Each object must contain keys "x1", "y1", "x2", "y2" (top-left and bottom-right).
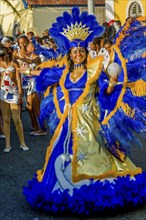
[
  {"x1": 104, "y1": 43, "x2": 112, "y2": 54},
  {"x1": 27, "y1": 43, "x2": 34, "y2": 53},
  {"x1": 70, "y1": 47, "x2": 86, "y2": 64},
  {"x1": 5, "y1": 41, "x2": 11, "y2": 48},
  {"x1": 89, "y1": 42, "x2": 96, "y2": 51},
  {"x1": 18, "y1": 37, "x2": 28, "y2": 49}
]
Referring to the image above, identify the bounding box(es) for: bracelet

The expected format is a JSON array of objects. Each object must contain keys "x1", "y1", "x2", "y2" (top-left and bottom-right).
[
  {"x1": 24, "y1": 68, "x2": 31, "y2": 75},
  {"x1": 109, "y1": 82, "x2": 117, "y2": 87}
]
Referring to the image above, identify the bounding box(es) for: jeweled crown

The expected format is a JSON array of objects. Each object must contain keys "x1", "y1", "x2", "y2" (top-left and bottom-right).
[{"x1": 60, "y1": 21, "x2": 93, "y2": 41}]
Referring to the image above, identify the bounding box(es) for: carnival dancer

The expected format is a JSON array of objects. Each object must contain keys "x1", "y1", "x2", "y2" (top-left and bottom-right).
[
  {"x1": 13, "y1": 36, "x2": 46, "y2": 135},
  {"x1": 23, "y1": 8, "x2": 146, "y2": 215},
  {"x1": 0, "y1": 46, "x2": 29, "y2": 152},
  {"x1": 13, "y1": 35, "x2": 29, "y2": 113},
  {"x1": 23, "y1": 42, "x2": 47, "y2": 136}
]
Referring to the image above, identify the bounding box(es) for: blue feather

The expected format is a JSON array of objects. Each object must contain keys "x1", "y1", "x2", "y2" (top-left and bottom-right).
[
  {"x1": 23, "y1": 172, "x2": 146, "y2": 215},
  {"x1": 36, "y1": 66, "x2": 64, "y2": 92},
  {"x1": 32, "y1": 37, "x2": 58, "y2": 59},
  {"x1": 80, "y1": 11, "x2": 88, "y2": 21},
  {"x1": 63, "y1": 11, "x2": 72, "y2": 25},
  {"x1": 56, "y1": 17, "x2": 67, "y2": 29},
  {"x1": 72, "y1": 7, "x2": 80, "y2": 22}
]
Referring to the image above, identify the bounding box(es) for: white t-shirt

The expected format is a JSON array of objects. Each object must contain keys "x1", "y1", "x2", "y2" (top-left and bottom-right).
[{"x1": 89, "y1": 48, "x2": 110, "y2": 70}]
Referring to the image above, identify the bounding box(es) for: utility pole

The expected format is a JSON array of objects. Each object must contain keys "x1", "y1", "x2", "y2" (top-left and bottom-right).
[{"x1": 88, "y1": 0, "x2": 94, "y2": 15}]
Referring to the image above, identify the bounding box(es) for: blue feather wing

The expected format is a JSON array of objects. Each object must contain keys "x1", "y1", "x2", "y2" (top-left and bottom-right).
[
  {"x1": 40, "y1": 94, "x2": 59, "y2": 135},
  {"x1": 32, "y1": 37, "x2": 59, "y2": 59},
  {"x1": 99, "y1": 18, "x2": 146, "y2": 160}
]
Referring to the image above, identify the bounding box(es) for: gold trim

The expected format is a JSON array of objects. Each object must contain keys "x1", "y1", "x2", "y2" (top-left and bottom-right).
[
  {"x1": 53, "y1": 86, "x2": 62, "y2": 119},
  {"x1": 127, "y1": 80, "x2": 146, "y2": 97},
  {"x1": 71, "y1": 56, "x2": 104, "y2": 182},
  {"x1": 44, "y1": 86, "x2": 51, "y2": 97},
  {"x1": 120, "y1": 102, "x2": 135, "y2": 118},
  {"x1": 60, "y1": 21, "x2": 93, "y2": 42},
  {"x1": 72, "y1": 167, "x2": 142, "y2": 182}
]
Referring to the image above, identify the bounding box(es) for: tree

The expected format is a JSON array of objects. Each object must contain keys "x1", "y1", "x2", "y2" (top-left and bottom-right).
[{"x1": 2, "y1": 0, "x2": 21, "y2": 17}]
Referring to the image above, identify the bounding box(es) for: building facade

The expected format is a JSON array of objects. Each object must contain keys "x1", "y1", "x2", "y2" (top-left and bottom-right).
[
  {"x1": 0, "y1": 0, "x2": 105, "y2": 37},
  {"x1": 1, "y1": 0, "x2": 145, "y2": 38},
  {"x1": 105, "y1": 0, "x2": 146, "y2": 25}
]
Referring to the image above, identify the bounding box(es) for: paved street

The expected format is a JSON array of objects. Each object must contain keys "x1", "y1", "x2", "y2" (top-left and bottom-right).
[{"x1": 0, "y1": 110, "x2": 146, "y2": 220}]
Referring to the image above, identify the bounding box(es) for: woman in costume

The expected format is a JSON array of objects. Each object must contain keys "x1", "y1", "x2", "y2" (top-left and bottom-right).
[
  {"x1": 13, "y1": 36, "x2": 42, "y2": 135},
  {"x1": 24, "y1": 8, "x2": 146, "y2": 215},
  {"x1": 0, "y1": 46, "x2": 29, "y2": 152},
  {"x1": 22, "y1": 42, "x2": 47, "y2": 136}
]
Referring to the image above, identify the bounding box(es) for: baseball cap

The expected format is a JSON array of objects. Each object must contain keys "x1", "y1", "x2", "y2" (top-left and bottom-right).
[
  {"x1": 108, "y1": 20, "x2": 115, "y2": 26},
  {"x1": 1, "y1": 37, "x2": 11, "y2": 44}
]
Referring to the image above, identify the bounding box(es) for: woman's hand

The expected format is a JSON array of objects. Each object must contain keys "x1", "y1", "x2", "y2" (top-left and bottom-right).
[
  {"x1": 109, "y1": 76, "x2": 118, "y2": 87},
  {"x1": 30, "y1": 69, "x2": 41, "y2": 76},
  {"x1": 20, "y1": 62, "x2": 29, "y2": 72},
  {"x1": 20, "y1": 63, "x2": 32, "y2": 75},
  {"x1": 106, "y1": 76, "x2": 118, "y2": 94}
]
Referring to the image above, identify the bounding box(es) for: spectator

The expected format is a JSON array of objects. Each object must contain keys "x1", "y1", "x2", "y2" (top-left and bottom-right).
[
  {"x1": 103, "y1": 39, "x2": 113, "y2": 55},
  {"x1": 23, "y1": 42, "x2": 47, "y2": 136},
  {"x1": 27, "y1": 31, "x2": 35, "y2": 42},
  {"x1": 0, "y1": 46, "x2": 29, "y2": 152},
  {"x1": 13, "y1": 35, "x2": 29, "y2": 114},
  {"x1": 88, "y1": 37, "x2": 101, "y2": 58},
  {"x1": 41, "y1": 36, "x2": 51, "y2": 48},
  {"x1": 1, "y1": 37, "x2": 14, "y2": 53},
  {"x1": 114, "y1": 20, "x2": 122, "y2": 33},
  {"x1": 0, "y1": 45, "x2": 5, "y2": 139},
  {"x1": 42, "y1": 29, "x2": 50, "y2": 37},
  {"x1": 48, "y1": 38, "x2": 57, "y2": 51},
  {"x1": 107, "y1": 20, "x2": 117, "y2": 42}
]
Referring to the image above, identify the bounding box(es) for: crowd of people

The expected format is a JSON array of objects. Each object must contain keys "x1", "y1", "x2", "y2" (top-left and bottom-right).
[{"x1": 0, "y1": 17, "x2": 120, "y2": 152}]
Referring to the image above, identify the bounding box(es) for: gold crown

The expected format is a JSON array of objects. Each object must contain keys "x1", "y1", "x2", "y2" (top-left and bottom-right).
[{"x1": 60, "y1": 21, "x2": 93, "y2": 41}]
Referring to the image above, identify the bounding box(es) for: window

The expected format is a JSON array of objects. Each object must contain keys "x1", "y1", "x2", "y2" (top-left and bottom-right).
[
  {"x1": 12, "y1": 22, "x2": 21, "y2": 38},
  {"x1": 128, "y1": 1, "x2": 142, "y2": 17},
  {"x1": 0, "y1": 25, "x2": 4, "y2": 38}
]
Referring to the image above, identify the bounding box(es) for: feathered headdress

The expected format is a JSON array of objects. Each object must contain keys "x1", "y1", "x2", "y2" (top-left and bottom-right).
[{"x1": 49, "y1": 7, "x2": 105, "y2": 56}]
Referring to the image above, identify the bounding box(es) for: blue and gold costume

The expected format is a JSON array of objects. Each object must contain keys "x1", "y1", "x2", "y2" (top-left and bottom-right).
[{"x1": 24, "y1": 8, "x2": 146, "y2": 215}]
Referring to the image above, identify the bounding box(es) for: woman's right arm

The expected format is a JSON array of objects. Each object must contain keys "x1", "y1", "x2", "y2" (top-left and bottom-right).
[
  {"x1": 30, "y1": 69, "x2": 41, "y2": 76},
  {"x1": 33, "y1": 66, "x2": 65, "y2": 92}
]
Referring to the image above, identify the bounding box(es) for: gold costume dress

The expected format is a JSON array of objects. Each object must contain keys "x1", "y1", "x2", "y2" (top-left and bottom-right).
[{"x1": 36, "y1": 56, "x2": 141, "y2": 186}]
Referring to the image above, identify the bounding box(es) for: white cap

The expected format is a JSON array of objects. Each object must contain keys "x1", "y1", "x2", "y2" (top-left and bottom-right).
[{"x1": 1, "y1": 37, "x2": 11, "y2": 44}]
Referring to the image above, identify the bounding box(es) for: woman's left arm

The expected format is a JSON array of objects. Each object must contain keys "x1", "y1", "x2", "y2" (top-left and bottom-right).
[
  {"x1": 97, "y1": 71, "x2": 122, "y2": 113},
  {"x1": 15, "y1": 62, "x2": 23, "y2": 99},
  {"x1": 106, "y1": 76, "x2": 118, "y2": 94}
]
